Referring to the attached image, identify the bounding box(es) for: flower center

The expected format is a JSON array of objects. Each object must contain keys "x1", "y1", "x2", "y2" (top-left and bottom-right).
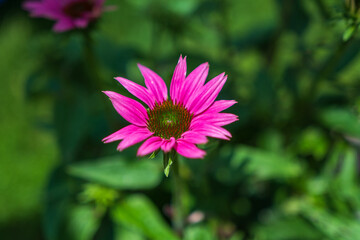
[
  {"x1": 63, "y1": 0, "x2": 94, "y2": 18},
  {"x1": 147, "y1": 100, "x2": 193, "y2": 140}
]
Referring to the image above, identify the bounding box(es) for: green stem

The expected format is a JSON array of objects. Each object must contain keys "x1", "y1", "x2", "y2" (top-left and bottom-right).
[
  {"x1": 82, "y1": 31, "x2": 116, "y2": 130},
  {"x1": 308, "y1": 32, "x2": 357, "y2": 100},
  {"x1": 172, "y1": 154, "x2": 184, "y2": 236},
  {"x1": 83, "y1": 31, "x2": 102, "y2": 91},
  {"x1": 294, "y1": 34, "x2": 357, "y2": 129}
]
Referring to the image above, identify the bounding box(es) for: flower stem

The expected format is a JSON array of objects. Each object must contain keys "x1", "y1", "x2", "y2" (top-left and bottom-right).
[
  {"x1": 308, "y1": 31, "x2": 357, "y2": 100},
  {"x1": 172, "y1": 154, "x2": 184, "y2": 236},
  {"x1": 83, "y1": 30, "x2": 102, "y2": 91}
]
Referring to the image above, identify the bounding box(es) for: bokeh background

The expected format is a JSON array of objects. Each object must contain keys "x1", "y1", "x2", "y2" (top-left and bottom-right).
[{"x1": 2, "y1": 0, "x2": 360, "y2": 239}]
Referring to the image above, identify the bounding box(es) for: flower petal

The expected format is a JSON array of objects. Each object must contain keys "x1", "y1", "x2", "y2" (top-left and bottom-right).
[
  {"x1": 74, "y1": 18, "x2": 90, "y2": 28},
  {"x1": 182, "y1": 62, "x2": 209, "y2": 108},
  {"x1": 102, "y1": 125, "x2": 142, "y2": 143},
  {"x1": 53, "y1": 18, "x2": 75, "y2": 32},
  {"x1": 192, "y1": 113, "x2": 238, "y2": 126},
  {"x1": 117, "y1": 128, "x2": 153, "y2": 151},
  {"x1": 188, "y1": 73, "x2": 227, "y2": 115},
  {"x1": 103, "y1": 91, "x2": 148, "y2": 126},
  {"x1": 181, "y1": 131, "x2": 208, "y2": 144},
  {"x1": 115, "y1": 77, "x2": 155, "y2": 108},
  {"x1": 23, "y1": 1, "x2": 63, "y2": 19},
  {"x1": 204, "y1": 100, "x2": 237, "y2": 114},
  {"x1": 175, "y1": 139, "x2": 206, "y2": 159},
  {"x1": 137, "y1": 136, "x2": 163, "y2": 156},
  {"x1": 161, "y1": 137, "x2": 176, "y2": 153},
  {"x1": 170, "y1": 55, "x2": 187, "y2": 104},
  {"x1": 190, "y1": 123, "x2": 231, "y2": 140},
  {"x1": 138, "y1": 64, "x2": 168, "y2": 104},
  {"x1": 95, "y1": 0, "x2": 106, "y2": 5}
]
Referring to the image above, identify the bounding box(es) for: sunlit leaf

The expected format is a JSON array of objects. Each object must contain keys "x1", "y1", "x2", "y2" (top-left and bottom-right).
[
  {"x1": 184, "y1": 225, "x2": 216, "y2": 240},
  {"x1": 112, "y1": 195, "x2": 179, "y2": 240},
  {"x1": 65, "y1": 205, "x2": 100, "y2": 240},
  {"x1": 343, "y1": 25, "x2": 357, "y2": 42},
  {"x1": 230, "y1": 145, "x2": 303, "y2": 180},
  {"x1": 68, "y1": 155, "x2": 162, "y2": 190},
  {"x1": 254, "y1": 216, "x2": 323, "y2": 240},
  {"x1": 115, "y1": 225, "x2": 145, "y2": 240},
  {"x1": 163, "y1": 153, "x2": 173, "y2": 177},
  {"x1": 320, "y1": 108, "x2": 360, "y2": 138},
  {"x1": 301, "y1": 202, "x2": 360, "y2": 240}
]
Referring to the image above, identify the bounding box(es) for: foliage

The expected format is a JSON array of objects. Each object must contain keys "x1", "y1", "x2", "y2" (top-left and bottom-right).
[{"x1": 1, "y1": 0, "x2": 360, "y2": 239}]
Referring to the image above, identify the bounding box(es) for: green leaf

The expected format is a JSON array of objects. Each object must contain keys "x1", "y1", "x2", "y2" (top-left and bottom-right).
[
  {"x1": 79, "y1": 183, "x2": 119, "y2": 208},
  {"x1": 230, "y1": 145, "x2": 303, "y2": 180},
  {"x1": 184, "y1": 225, "x2": 216, "y2": 240},
  {"x1": 229, "y1": 232, "x2": 245, "y2": 240},
  {"x1": 330, "y1": 147, "x2": 360, "y2": 204},
  {"x1": 254, "y1": 216, "x2": 323, "y2": 240},
  {"x1": 112, "y1": 194, "x2": 179, "y2": 240},
  {"x1": 301, "y1": 202, "x2": 360, "y2": 240},
  {"x1": 225, "y1": 0, "x2": 278, "y2": 46},
  {"x1": 337, "y1": 147, "x2": 357, "y2": 189},
  {"x1": 65, "y1": 205, "x2": 100, "y2": 240},
  {"x1": 148, "y1": 151, "x2": 157, "y2": 160},
  {"x1": 343, "y1": 25, "x2": 357, "y2": 42},
  {"x1": 307, "y1": 143, "x2": 360, "y2": 208},
  {"x1": 43, "y1": 167, "x2": 73, "y2": 240},
  {"x1": 115, "y1": 225, "x2": 145, "y2": 240},
  {"x1": 163, "y1": 153, "x2": 173, "y2": 177},
  {"x1": 319, "y1": 108, "x2": 360, "y2": 138},
  {"x1": 164, "y1": 159, "x2": 172, "y2": 177},
  {"x1": 68, "y1": 155, "x2": 162, "y2": 190},
  {"x1": 295, "y1": 127, "x2": 329, "y2": 160}
]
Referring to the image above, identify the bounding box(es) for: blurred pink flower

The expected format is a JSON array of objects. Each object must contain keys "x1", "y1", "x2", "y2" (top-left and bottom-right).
[
  {"x1": 23, "y1": 0, "x2": 107, "y2": 32},
  {"x1": 103, "y1": 56, "x2": 238, "y2": 159}
]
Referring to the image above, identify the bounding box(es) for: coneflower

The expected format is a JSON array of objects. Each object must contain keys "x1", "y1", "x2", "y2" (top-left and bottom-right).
[{"x1": 103, "y1": 55, "x2": 238, "y2": 159}]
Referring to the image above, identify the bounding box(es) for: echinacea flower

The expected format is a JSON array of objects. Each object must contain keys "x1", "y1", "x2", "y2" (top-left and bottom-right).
[
  {"x1": 23, "y1": 0, "x2": 107, "y2": 32},
  {"x1": 103, "y1": 56, "x2": 238, "y2": 159}
]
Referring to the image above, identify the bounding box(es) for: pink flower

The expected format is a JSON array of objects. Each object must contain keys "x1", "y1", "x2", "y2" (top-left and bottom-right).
[
  {"x1": 23, "y1": 0, "x2": 106, "y2": 32},
  {"x1": 103, "y1": 56, "x2": 238, "y2": 159}
]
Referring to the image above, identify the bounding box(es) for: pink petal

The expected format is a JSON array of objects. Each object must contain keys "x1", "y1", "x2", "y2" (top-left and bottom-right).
[
  {"x1": 161, "y1": 137, "x2": 176, "y2": 153},
  {"x1": 23, "y1": 1, "x2": 63, "y2": 19},
  {"x1": 53, "y1": 18, "x2": 75, "y2": 32},
  {"x1": 175, "y1": 139, "x2": 206, "y2": 159},
  {"x1": 117, "y1": 128, "x2": 153, "y2": 151},
  {"x1": 192, "y1": 113, "x2": 239, "y2": 126},
  {"x1": 181, "y1": 131, "x2": 208, "y2": 144},
  {"x1": 137, "y1": 136, "x2": 163, "y2": 156},
  {"x1": 190, "y1": 123, "x2": 231, "y2": 140},
  {"x1": 102, "y1": 125, "x2": 141, "y2": 143},
  {"x1": 115, "y1": 77, "x2": 155, "y2": 108},
  {"x1": 138, "y1": 64, "x2": 168, "y2": 104},
  {"x1": 170, "y1": 55, "x2": 187, "y2": 104},
  {"x1": 204, "y1": 100, "x2": 237, "y2": 114},
  {"x1": 74, "y1": 18, "x2": 90, "y2": 28},
  {"x1": 182, "y1": 62, "x2": 209, "y2": 108},
  {"x1": 189, "y1": 73, "x2": 228, "y2": 115},
  {"x1": 23, "y1": 2, "x2": 46, "y2": 16},
  {"x1": 103, "y1": 91, "x2": 148, "y2": 127},
  {"x1": 95, "y1": 0, "x2": 106, "y2": 6}
]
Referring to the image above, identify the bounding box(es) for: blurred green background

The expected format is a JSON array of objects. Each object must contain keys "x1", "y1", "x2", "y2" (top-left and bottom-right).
[{"x1": 2, "y1": 0, "x2": 360, "y2": 239}]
